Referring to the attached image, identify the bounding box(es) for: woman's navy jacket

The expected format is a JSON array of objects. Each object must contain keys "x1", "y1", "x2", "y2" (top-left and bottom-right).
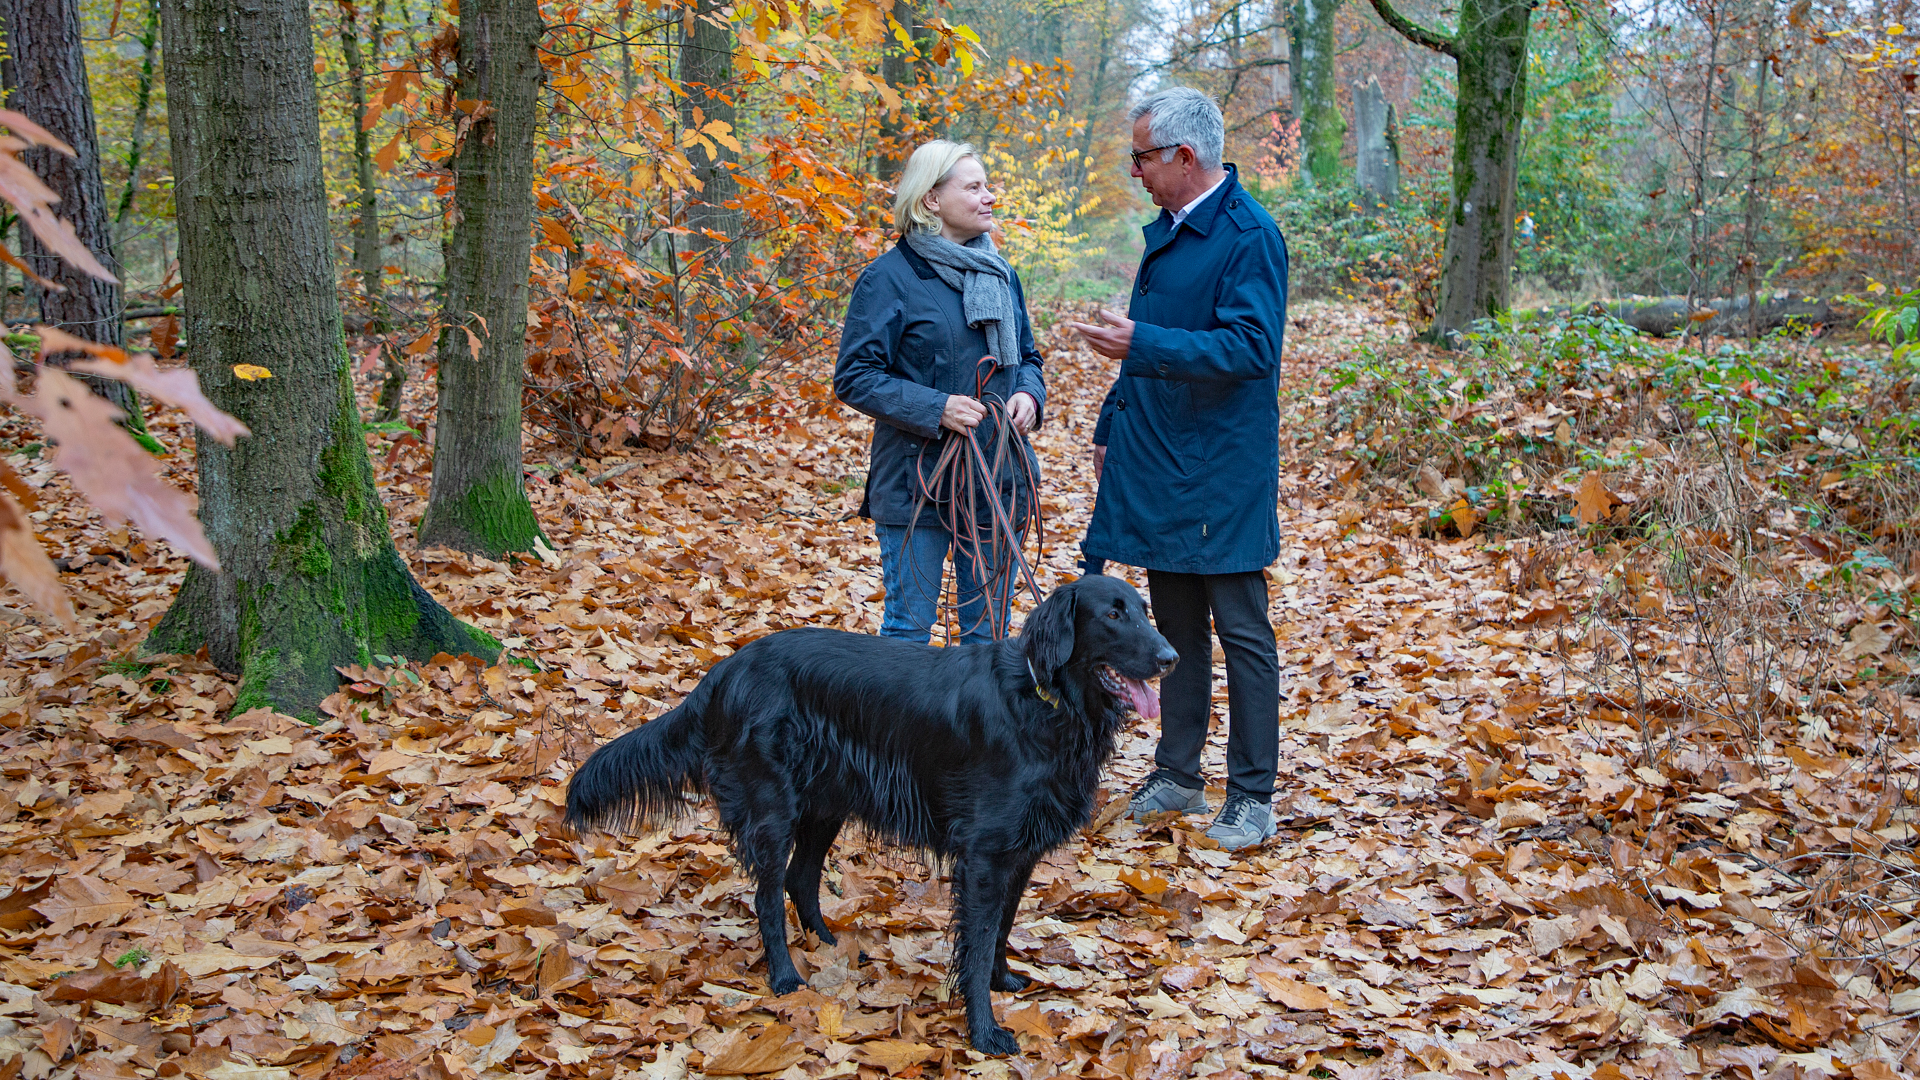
[
  {"x1": 833, "y1": 239, "x2": 1047, "y2": 527},
  {"x1": 1086, "y1": 166, "x2": 1289, "y2": 575}
]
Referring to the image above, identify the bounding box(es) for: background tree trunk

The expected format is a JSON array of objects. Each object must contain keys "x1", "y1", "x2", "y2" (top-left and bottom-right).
[
  {"x1": 1289, "y1": 0, "x2": 1345, "y2": 188},
  {"x1": 1354, "y1": 76, "x2": 1400, "y2": 207},
  {"x1": 340, "y1": 0, "x2": 386, "y2": 328},
  {"x1": 418, "y1": 0, "x2": 548, "y2": 559},
  {"x1": 1367, "y1": 0, "x2": 1531, "y2": 344},
  {"x1": 112, "y1": 0, "x2": 162, "y2": 252},
  {"x1": 877, "y1": 0, "x2": 937, "y2": 182},
  {"x1": 1430, "y1": 0, "x2": 1531, "y2": 341},
  {"x1": 679, "y1": 0, "x2": 742, "y2": 268},
  {"x1": 0, "y1": 0, "x2": 145, "y2": 426},
  {"x1": 148, "y1": 0, "x2": 495, "y2": 717}
]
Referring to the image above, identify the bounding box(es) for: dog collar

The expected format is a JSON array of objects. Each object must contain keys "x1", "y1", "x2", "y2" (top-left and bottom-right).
[{"x1": 1027, "y1": 658, "x2": 1061, "y2": 708}]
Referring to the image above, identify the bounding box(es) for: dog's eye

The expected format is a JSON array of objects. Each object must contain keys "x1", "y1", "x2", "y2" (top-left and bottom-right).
[{"x1": 1107, "y1": 609, "x2": 1121, "y2": 619}]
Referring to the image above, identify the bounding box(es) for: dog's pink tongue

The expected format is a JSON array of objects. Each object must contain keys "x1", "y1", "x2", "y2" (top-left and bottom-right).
[{"x1": 1127, "y1": 677, "x2": 1160, "y2": 720}]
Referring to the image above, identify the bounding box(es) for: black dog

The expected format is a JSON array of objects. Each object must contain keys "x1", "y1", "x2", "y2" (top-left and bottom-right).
[{"x1": 565, "y1": 574, "x2": 1176, "y2": 1054}]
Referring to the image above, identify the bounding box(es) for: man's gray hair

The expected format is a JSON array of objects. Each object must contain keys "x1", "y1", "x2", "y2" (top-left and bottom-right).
[{"x1": 1128, "y1": 87, "x2": 1225, "y2": 171}]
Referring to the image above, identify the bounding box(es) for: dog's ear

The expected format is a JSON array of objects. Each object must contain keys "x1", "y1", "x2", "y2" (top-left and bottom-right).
[{"x1": 1022, "y1": 580, "x2": 1078, "y2": 681}]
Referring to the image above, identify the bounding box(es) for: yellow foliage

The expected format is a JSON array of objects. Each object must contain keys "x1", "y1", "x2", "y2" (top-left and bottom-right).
[{"x1": 980, "y1": 108, "x2": 1104, "y2": 286}]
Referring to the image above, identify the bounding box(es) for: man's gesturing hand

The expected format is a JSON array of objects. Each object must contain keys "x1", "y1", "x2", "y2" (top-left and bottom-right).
[
  {"x1": 1068, "y1": 308, "x2": 1135, "y2": 360},
  {"x1": 941, "y1": 394, "x2": 988, "y2": 433}
]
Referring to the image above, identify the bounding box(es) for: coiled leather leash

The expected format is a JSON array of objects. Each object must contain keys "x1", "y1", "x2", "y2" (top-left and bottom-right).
[{"x1": 902, "y1": 355, "x2": 1044, "y2": 641}]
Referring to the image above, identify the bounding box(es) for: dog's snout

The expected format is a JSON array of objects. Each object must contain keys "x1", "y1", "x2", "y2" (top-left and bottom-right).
[{"x1": 1154, "y1": 647, "x2": 1179, "y2": 674}]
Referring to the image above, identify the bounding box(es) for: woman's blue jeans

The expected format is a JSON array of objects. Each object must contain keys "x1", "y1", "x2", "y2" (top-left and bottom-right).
[{"x1": 875, "y1": 522, "x2": 1014, "y2": 646}]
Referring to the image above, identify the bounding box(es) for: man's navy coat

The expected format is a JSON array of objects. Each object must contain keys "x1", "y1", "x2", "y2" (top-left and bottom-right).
[
  {"x1": 1087, "y1": 166, "x2": 1288, "y2": 575},
  {"x1": 834, "y1": 239, "x2": 1047, "y2": 526}
]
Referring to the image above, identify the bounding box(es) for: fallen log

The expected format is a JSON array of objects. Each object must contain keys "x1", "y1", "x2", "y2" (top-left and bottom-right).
[{"x1": 1518, "y1": 294, "x2": 1834, "y2": 337}]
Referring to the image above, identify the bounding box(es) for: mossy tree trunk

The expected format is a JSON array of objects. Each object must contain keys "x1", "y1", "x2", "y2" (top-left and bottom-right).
[
  {"x1": 148, "y1": 0, "x2": 496, "y2": 718},
  {"x1": 418, "y1": 0, "x2": 548, "y2": 559},
  {"x1": 0, "y1": 0, "x2": 147, "y2": 430},
  {"x1": 1367, "y1": 0, "x2": 1532, "y2": 344},
  {"x1": 679, "y1": 0, "x2": 743, "y2": 270},
  {"x1": 1289, "y1": 0, "x2": 1346, "y2": 188}
]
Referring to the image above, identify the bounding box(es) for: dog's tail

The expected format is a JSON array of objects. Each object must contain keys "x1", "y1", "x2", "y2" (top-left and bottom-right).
[{"x1": 564, "y1": 681, "x2": 711, "y2": 836}]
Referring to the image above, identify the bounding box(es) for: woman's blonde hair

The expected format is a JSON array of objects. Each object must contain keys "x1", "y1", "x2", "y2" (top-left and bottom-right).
[{"x1": 893, "y1": 139, "x2": 979, "y2": 236}]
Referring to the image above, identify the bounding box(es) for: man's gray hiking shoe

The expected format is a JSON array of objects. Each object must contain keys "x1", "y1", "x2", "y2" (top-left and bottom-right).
[
  {"x1": 1206, "y1": 795, "x2": 1276, "y2": 851},
  {"x1": 1130, "y1": 770, "x2": 1208, "y2": 822}
]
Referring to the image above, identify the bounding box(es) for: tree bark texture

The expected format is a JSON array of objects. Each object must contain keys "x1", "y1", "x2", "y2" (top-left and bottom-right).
[
  {"x1": 0, "y1": 0, "x2": 142, "y2": 419},
  {"x1": 148, "y1": 0, "x2": 495, "y2": 717},
  {"x1": 679, "y1": 0, "x2": 742, "y2": 268},
  {"x1": 1354, "y1": 75, "x2": 1400, "y2": 207},
  {"x1": 1289, "y1": 0, "x2": 1345, "y2": 188},
  {"x1": 419, "y1": 0, "x2": 548, "y2": 558},
  {"x1": 1431, "y1": 0, "x2": 1531, "y2": 342},
  {"x1": 1366, "y1": 0, "x2": 1531, "y2": 344}
]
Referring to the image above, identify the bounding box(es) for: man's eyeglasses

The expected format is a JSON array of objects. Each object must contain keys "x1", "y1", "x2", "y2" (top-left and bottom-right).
[{"x1": 1129, "y1": 144, "x2": 1181, "y2": 167}]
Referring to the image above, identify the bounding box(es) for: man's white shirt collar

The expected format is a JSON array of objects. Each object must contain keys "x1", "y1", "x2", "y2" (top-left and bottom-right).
[{"x1": 1169, "y1": 175, "x2": 1229, "y2": 228}]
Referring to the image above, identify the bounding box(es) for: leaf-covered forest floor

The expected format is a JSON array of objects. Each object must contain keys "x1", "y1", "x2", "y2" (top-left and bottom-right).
[{"x1": 0, "y1": 303, "x2": 1917, "y2": 1079}]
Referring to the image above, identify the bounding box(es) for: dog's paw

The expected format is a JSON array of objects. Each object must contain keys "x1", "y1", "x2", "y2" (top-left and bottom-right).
[
  {"x1": 991, "y1": 968, "x2": 1031, "y2": 993},
  {"x1": 969, "y1": 1025, "x2": 1020, "y2": 1057},
  {"x1": 768, "y1": 972, "x2": 809, "y2": 996}
]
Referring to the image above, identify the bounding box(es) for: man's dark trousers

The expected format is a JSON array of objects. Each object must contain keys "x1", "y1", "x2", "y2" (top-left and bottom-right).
[{"x1": 1147, "y1": 569, "x2": 1279, "y2": 803}]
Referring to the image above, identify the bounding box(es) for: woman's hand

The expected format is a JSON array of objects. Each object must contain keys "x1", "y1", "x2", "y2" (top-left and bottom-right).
[
  {"x1": 1007, "y1": 392, "x2": 1038, "y2": 433},
  {"x1": 941, "y1": 394, "x2": 988, "y2": 433}
]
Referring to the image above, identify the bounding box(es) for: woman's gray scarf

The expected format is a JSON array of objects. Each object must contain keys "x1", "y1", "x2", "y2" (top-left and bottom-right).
[{"x1": 904, "y1": 229, "x2": 1021, "y2": 374}]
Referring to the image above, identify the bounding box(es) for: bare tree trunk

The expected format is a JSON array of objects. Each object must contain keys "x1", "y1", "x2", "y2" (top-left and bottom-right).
[
  {"x1": 618, "y1": 3, "x2": 641, "y2": 257},
  {"x1": 113, "y1": 0, "x2": 162, "y2": 253},
  {"x1": 419, "y1": 0, "x2": 548, "y2": 558},
  {"x1": 1740, "y1": 4, "x2": 1772, "y2": 338},
  {"x1": 0, "y1": 0, "x2": 146, "y2": 427},
  {"x1": 679, "y1": 0, "x2": 742, "y2": 268},
  {"x1": 340, "y1": 0, "x2": 387, "y2": 328},
  {"x1": 149, "y1": 0, "x2": 495, "y2": 716},
  {"x1": 877, "y1": 0, "x2": 937, "y2": 182},
  {"x1": 1067, "y1": 0, "x2": 1117, "y2": 215},
  {"x1": 1686, "y1": 6, "x2": 1722, "y2": 345},
  {"x1": 1290, "y1": 0, "x2": 1346, "y2": 187}
]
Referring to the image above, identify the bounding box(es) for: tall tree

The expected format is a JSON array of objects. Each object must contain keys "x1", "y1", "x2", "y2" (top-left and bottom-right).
[
  {"x1": 1290, "y1": 0, "x2": 1346, "y2": 187},
  {"x1": 418, "y1": 0, "x2": 548, "y2": 557},
  {"x1": 679, "y1": 0, "x2": 742, "y2": 268},
  {"x1": 1367, "y1": 0, "x2": 1533, "y2": 343},
  {"x1": 0, "y1": 0, "x2": 145, "y2": 425},
  {"x1": 112, "y1": 0, "x2": 162, "y2": 250},
  {"x1": 877, "y1": 0, "x2": 938, "y2": 181},
  {"x1": 148, "y1": 0, "x2": 496, "y2": 716},
  {"x1": 339, "y1": 0, "x2": 387, "y2": 325}
]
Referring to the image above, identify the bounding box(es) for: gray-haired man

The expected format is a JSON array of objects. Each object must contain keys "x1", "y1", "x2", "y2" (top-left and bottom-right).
[{"x1": 1069, "y1": 88, "x2": 1289, "y2": 851}]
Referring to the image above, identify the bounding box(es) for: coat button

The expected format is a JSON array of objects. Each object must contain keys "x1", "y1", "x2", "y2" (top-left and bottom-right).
[
  {"x1": 1229, "y1": 199, "x2": 1239, "y2": 208},
  {"x1": 1158, "y1": 365, "x2": 1170, "y2": 376}
]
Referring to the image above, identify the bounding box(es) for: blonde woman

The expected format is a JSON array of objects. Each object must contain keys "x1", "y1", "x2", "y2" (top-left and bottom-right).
[{"x1": 833, "y1": 140, "x2": 1047, "y2": 644}]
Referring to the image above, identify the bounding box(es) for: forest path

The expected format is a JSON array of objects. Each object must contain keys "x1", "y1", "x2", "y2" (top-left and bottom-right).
[{"x1": 0, "y1": 305, "x2": 1850, "y2": 1079}]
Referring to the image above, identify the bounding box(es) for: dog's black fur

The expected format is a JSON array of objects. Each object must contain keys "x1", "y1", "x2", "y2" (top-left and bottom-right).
[{"x1": 565, "y1": 574, "x2": 1175, "y2": 1054}]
